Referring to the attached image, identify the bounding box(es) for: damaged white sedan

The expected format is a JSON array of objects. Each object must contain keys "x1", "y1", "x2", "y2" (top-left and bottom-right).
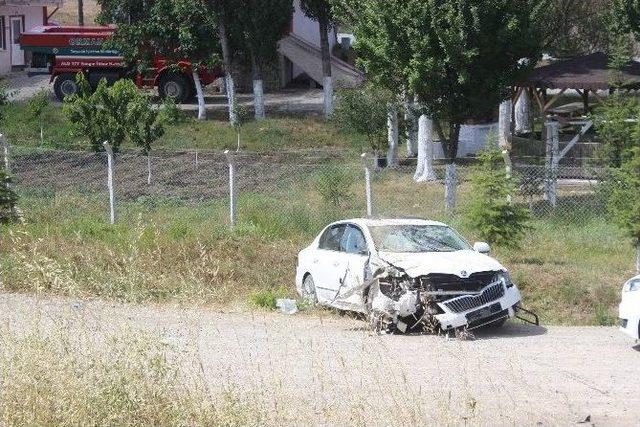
[{"x1": 296, "y1": 218, "x2": 522, "y2": 334}]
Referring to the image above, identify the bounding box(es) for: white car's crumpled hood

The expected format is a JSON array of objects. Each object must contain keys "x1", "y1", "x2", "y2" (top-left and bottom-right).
[{"x1": 377, "y1": 250, "x2": 504, "y2": 278}]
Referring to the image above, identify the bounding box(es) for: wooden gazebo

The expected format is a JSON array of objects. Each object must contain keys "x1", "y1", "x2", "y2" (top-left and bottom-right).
[{"x1": 515, "y1": 52, "x2": 640, "y2": 115}]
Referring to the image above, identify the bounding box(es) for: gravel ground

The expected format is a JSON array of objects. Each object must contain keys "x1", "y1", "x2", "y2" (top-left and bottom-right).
[{"x1": 1, "y1": 292, "x2": 639, "y2": 426}]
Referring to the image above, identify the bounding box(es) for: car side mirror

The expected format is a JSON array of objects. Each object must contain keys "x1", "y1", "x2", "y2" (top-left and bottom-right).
[{"x1": 473, "y1": 242, "x2": 491, "y2": 254}]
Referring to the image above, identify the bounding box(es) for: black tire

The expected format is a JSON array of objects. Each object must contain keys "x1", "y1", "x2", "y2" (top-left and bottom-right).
[
  {"x1": 302, "y1": 274, "x2": 318, "y2": 305},
  {"x1": 54, "y1": 73, "x2": 80, "y2": 101},
  {"x1": 158, "y1": 73, "x2": 191, "y2": 104}
]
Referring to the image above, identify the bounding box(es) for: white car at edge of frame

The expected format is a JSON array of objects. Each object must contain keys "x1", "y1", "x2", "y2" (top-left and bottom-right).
[
  {"x1": 619, "y1": 274, "x2": 640, "y2": 341},
  {"x1": 295, "y1": 218, "x2": 523, "y2": 333}
]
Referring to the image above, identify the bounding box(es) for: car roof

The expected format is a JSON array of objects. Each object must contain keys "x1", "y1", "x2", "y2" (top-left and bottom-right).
[{"x1": 332, "y1": 218, "x2": 448, "y2": 228}]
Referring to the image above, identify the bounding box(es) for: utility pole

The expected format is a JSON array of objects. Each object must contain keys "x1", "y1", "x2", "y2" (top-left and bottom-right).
[{"x1": 78, "y1": 0, "x2": 85, "y2": 26}]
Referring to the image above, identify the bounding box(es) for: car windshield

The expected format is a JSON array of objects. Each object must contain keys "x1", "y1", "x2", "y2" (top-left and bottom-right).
[{"x1": 370, "y1": 224, "x2": 471, "y2": 253}]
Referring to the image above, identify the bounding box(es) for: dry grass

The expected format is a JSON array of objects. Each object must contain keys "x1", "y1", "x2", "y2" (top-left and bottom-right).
[{"x1": 0, "y1": 325, "x2": 260, "y2": 426}]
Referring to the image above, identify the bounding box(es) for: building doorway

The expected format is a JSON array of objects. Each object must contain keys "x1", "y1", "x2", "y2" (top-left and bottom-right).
[{"x1": 10, "y1": 16, "x2": 25, "y2": 67}]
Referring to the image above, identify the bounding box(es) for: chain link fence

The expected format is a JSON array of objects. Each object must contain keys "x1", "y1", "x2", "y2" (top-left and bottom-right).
[{"x1": 2, "y1": 141, "x2": 614, "y2": 231}]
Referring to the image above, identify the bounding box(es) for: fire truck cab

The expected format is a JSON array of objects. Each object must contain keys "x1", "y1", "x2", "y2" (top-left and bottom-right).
[{"x1": 19, "y1": 25, "x2": 223, "y2": 103}]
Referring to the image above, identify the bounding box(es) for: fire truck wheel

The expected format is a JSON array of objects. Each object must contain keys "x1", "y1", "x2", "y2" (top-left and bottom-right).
[
  {"x1": 158, "y1": 74, "x2": 190, "y2": 104},
  {"x1": 54, "y1": 73, "x2": 80, "y2": 101}
]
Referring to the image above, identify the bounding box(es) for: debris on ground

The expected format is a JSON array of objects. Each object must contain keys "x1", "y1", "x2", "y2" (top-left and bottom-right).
[{"x1": 276, "y1": 299, "x2": 298, "y2": 315}]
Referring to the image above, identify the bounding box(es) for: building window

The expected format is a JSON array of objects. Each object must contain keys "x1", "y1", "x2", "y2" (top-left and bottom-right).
[{"x1": 0, "y1": 17, "x2": 6, "y2": 51}]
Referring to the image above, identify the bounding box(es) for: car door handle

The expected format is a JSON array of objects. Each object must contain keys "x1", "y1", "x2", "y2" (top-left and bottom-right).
[
  {"x1": 312, "y1": 258, "x2": 319, "y2": 264},
  {"x1": 332, "y1": 262, "x2": 340, "y2": 267}
]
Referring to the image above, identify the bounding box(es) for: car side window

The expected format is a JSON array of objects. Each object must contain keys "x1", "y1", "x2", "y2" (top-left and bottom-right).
[
  {"x1": 340, "y1": 225, "x2": 368, "y2": 255},
  {"x1": 318, "y1": 225, "x2": 345, "y2": 251}
]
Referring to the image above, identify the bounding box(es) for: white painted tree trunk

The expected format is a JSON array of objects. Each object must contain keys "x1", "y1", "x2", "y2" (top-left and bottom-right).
[
  {"x1": 192, "y1": 70, "x2": 206, "y2": 121},
  {"x1": 515, "y1": 90, "x2": 532, "y2": 134},
  {"x1": 147, "y1": 153, "x2": 152, "y2": 185},
  {"x1": 545, "y1": 121, "x2": 559, "y2": 207},
  {"x1": 226, "y1": 75, "x2": 237, "y2": 124},
  {"x1": 445, "y1": 163, "x2": 457, "y2": 213},
  {"x1": 236, "y1": 131, "x2": 241, "y2": 152},
  {"x1": 253, "y1": 79, "x2": 265, "y2": 120},
  {"x1": 387, "y1": 104, "x2": 399, "y2": 168},
  {"x1": 404, "y1": 98, "x2": 418, "y2": 157},
  {"x1": 103, "y1": 142, "x2": 116, "y2": 224},
  {"x1": 40, "y1": 125, "x2": 44, "y2": 145},
  {"x1": 498, "y1": 100, "x2": 514, "y2": 181},
  {"x1": 414, "y1": 115, "x2": 437, "y2": 182},
  {"x1": 636, "y1": 243, "x2": 640, "y2": 272},
  {"x1": 323, "y1": 76, "x2": 334, "y2": 118},
  {"x1": 498, "y1": 100, "x2": 512, "y2": 150}
]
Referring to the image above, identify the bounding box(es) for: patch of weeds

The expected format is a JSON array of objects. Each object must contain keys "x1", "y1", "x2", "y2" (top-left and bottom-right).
[
  {"x1": 249, "y1": 288, "x2": 287, "y2": 310},
  {"x1": 594, "y1": 304, "x2": 616, "y2": 326}
]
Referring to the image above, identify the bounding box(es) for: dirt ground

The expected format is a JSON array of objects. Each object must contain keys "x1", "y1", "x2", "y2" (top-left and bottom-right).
[{"x1": 1, "y1": 292, "x2": 638, "y2": 426}]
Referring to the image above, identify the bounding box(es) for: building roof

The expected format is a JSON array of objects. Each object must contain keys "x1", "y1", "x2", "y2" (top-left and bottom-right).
[{"x1": 521, "y1": 52, "x2": 640, "y2": 91}]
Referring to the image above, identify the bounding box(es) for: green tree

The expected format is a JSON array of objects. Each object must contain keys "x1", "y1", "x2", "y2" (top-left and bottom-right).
[
  {"x1": 542, "y1": 0, "x2": 612, "y2": 58},
  {"x1": 233, "y1": 0, "x2": 293, "y2": 120},
  {"x1": 102, "y1": 0, "x2": 219, "y2": 120},
  {"x1": 466, "y1": 147, "x2": 531, "y2": 248},
  {"x1": 127, "y1": 92, "x2": 165, "y2": 184},
  {"x1": 593, "y1": 94, "x2": 639, "y2": 167},
  {"x1": 342, "y1": 0, "x2": 545, "y2": 211},
  {"x1": 608, "y1": 148, "x2": 640, "y2": 270},
  {"x1": 301, "y1": 0, "x2": 335, "y2": 118},
  {"x1": 28, "y1": 89, "x2": 50, "y2": 145},
  {"x1": 63, "y1": 74, "x2": 139, "y2": 152},
  {"x1": 331, "y1": 84, "x2": 394, "y2": 165},
  {"x1": 231, "y1": 103, "x2": 250, "y2": 151}
]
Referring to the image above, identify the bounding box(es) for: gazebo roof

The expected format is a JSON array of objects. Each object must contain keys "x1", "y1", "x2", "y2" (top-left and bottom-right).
[{"x1": 521, "y1": 52, "x2": 640, "y2": 91}]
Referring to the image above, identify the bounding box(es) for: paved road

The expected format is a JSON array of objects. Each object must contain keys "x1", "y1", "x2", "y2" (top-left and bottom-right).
[{"x1": 1, "y1": 292, "x2": 638, "y2": 426}]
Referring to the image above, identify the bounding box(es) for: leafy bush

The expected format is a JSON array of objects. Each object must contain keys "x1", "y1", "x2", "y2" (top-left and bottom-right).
[
  {"x1": 465, "y1": 147, "x2": 531, "y2": 248},
  {"x1": 606, "y1": 147, "x2": 640, "y2": 269},
  {"x1": 331, "y1": 84, "x2": 393, "y2": 154},
  {"x1": 0, "y1": 170, "x2": 18, "y2": 224},
  {"x1": 159, "y1": 97, "x2": 187, "y2": 125},
  {"x1": 250, "y1": 289, "x2": 279, "y2": 309}
]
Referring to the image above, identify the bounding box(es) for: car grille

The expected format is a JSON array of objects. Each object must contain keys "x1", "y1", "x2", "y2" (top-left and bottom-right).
[
  {"x1": 443, "y1": 282, "x2": 505, "y2": 313},
  {"x1": 417, "y1": 271, "x2": 499, "y2": 293}
]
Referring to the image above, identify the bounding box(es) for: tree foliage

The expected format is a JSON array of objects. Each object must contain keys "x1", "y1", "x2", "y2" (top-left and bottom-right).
[
  {"x1": 466, "y1": 147, "x2": 531, "y2": 248},
  {"x1": 608, "y1": 147, "x2": 640, "y2": 251},
  {"x1": 593, "y1": 94, "x2": 639, "y2": 167},
  {"x1": 341, "y1": 0, "x2": 545, "y2": 161},
  {"x1": 127, "y1": 93, "x2": 165, "y2": 155},
  {"x1": 98, "y1": 0, "x2": 219, "y2": 69},
  {"x1": 233, "y1": 0, "x2": 293, "y2": 78},
  {"x1": 542, "y1": 0, "x2": 613, "y2": 57},
  {"x1": 63, "y1": 75, "x2": 141, "y2": 152},
  {"x1": 331, "y1": 85, "x2": 395, "y2": 154}
]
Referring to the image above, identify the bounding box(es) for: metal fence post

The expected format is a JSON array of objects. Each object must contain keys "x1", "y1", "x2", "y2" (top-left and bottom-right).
[
  {"x1": 1, "y1": 134, "x2": 9, "y2": 173},
  {"x1": 361, "y1": 153, "x2": 373, "y2": 217},
  {"x1": 224, "y1": 150, "x2": 236, "y2": 226},
  {"x1": 103, "y1": 141, "x2": 116, "y2": 224}
]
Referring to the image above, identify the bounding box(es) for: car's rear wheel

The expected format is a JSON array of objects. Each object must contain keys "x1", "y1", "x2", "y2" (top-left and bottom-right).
[
  {"x1": 158, "y1": 73, "x2": 191, "y2": 104},
  {"x1": 302, "y1": 274, "x2": 317, "y2": 305},
  {"x1": 54, "y1": 73, "x2": 80, "y2": 101}
]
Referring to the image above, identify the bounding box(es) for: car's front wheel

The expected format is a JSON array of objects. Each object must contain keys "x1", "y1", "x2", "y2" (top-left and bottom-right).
[{"x1": 302, "y1": 274, "x2": 317, "y2": 305}]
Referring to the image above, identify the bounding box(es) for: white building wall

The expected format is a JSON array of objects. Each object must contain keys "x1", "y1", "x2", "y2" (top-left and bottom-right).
[
  {"x1": 0, "y1": 5, "x2": 45, "y2": 75},
  {"x1": 290, "y1": 0, "x2": 336, "y2": 81}
]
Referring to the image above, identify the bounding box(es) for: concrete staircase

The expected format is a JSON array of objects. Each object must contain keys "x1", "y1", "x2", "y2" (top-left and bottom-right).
[{"x1": 278, "y1": 34, "x2": 364, "y2": 87}]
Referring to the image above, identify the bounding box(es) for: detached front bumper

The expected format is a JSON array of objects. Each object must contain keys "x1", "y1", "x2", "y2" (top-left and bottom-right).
[
  {"x1": 619, "y1": 299, "x2": 640, "y2": 340},
  {"x1": 435, "y1": 283, "x2": 521, "y2": 330}
]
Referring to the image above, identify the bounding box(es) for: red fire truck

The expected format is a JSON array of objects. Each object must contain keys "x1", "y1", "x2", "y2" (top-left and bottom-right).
[{"x1": 19, "y1": 25, "x2": 224, "y2": 103}]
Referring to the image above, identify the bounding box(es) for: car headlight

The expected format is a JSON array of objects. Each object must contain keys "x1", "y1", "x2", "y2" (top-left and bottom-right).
[
  {"x1": 623, "y1": 278, "x2": 640, "y2": 292},
  {"x1": 495, "y1": 271, "x2": 513, "y2": 288}
]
